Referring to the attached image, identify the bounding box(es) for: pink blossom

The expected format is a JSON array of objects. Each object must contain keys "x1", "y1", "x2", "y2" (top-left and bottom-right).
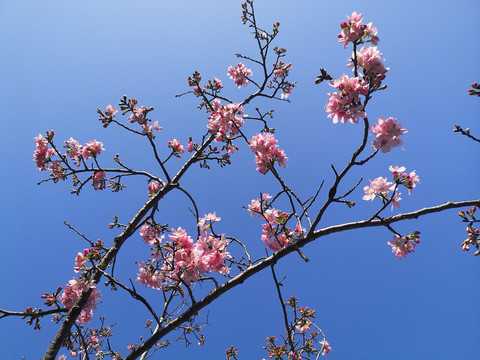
[
  {"x1": 74, "y1": 251, "x2": 87, "y2": 273},
  {"x1": 207, "y1": 100, "x2": 244, "y2": 142},
  {"x1": 247, "y1": 193, "x2": 272, "y2": 216},
  {"x1": 389, "y1": 166, "x2": 420, "y2": 194},
  {"x1": 49, "y1": 160, "x2": 66, "y2": 182},
  {"x1": 167, "y1": 139, "x2": 185, "y2": 157},
  {"x1": 391, "y1": 192, "x2": 401, "y2": 210},
  {"x1": 136, "y1": 263, "x2": 164, "y2": 290},
  {"x1": 387, "y1": 234, "x2": 417, "y2": 259},
  {"x1": 128, "y1": 106, "x2": 148, "y2": 125},
  {"x1": 104, "y1": 105, "x2": 118, "y2": 117},
  {"x1": 227, "y1": 63, "x2": 252, "y2": 88},
  {"x1": 362, "y1": 177, "x2": 394, "y2": 201},
  {"x1": 281, "y1": 85, "x2": 293, "y2": 99},
  {"x1": 57, "y1": 355, "x2": 67, "y2": 360},
  {"x1": 370, "y1": 117, "x2": 407, "y2": 153},
  {"x1": 320, "y1": 340, "x2": 332, "y2": 356},
  {"x1": 273, "y1": 61, "x2": 293, "y2": 80},
  {"x1": 82, "y1": 140, "x2": 104, "y2": 160},
  {"x1": 148, "y1": 181, "x2": 161, "y2": 195},
  {"x1": 33, "y1": 134, "x2": 56, "y2": 171},
  {"x1": 249, "y1": 133, "x2": 288, "y2": 174},
  {"x1": 60, "y1": 278, "x2": 101, "y2": 324},
  {"x1": 325, "y1": 74, "x2": 368, "y2": 124},
  {"x1": 139, "y1": 223, "x2": 164, "y2": 245},
  {"x1": 64, "y1": 137, "x2": 83, "y2": 163},
  {"x1": 186, "y1": 141, "x2": 195, "y2": 152},
  {"x1": 351, "y1": 46, "x2": 389, "y2": 84},
  {"x1": 153, "y1": 121, "x2": 162, "y2": 132},
  {"x1": 198, "y1": 213, "x2": 221, "y2": 231},
  {"x1": 338, "y1": 11, "x2": 379, "y2": 48},
  {"x1": 92, "y1": 171, "x2": 106, "y2": 191}
]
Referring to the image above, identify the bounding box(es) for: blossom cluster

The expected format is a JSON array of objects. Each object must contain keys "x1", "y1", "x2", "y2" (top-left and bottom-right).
[
  {"x1": 111, "y1": 98, "x2": 162, "y2": 138},
  {"x1": 247, "y1": 194, "x2": 304, "y2": 251},
  {"x1": 325, "y1": 74, "x2": 368, "y2": 124},
  {"x1": 227, "y1": 62, "x2": 252, "y2": 88},
  {"x1": 60, "y1": 278, "x2": 101, "y2": 324},
  {"x1": 387, "y1": 232, "x2": 420, "y2": 259},
  {"x1": 363, "y1": 166, "x2": 419, "y2": 210},
  {"x1": 167, "y1": 138, "x2": 185, "y2": 157},
  {"x1": 249, "y1": 133, "x2": 288, "y2": 174},
  {"x1": 270, "y1": 60, "x2": 295, "y2": 99},
  {"x1": 370, "y1": 117, "x2": 407, "y2": 153},
  {"x1": 34, "y1": 132, "x2": 107, "y2": 185},
  {"x1": 351, "y1": 45, "x2": 389, "y2": 86},
  {"x1": 338, "y1": 11, "x2": 379, "y2": 48},
  {"x1": 136, "y1": 214, "x2": 231, "y2": 289},
  {"x1": 207, "y1": 99, "x2": 245, "y2": 143},
  {"x1": 459, "y1": 206, "x2": 480, "y2": 254}
]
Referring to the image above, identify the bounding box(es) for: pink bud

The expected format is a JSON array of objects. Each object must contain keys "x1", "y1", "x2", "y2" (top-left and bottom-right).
[{"x1": 340, "y1": 21, "x2": 348, "y2": 29}]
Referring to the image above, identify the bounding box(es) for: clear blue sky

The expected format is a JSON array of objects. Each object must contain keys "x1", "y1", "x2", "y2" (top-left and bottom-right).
[{"x1": 0, "y1": 0, "x2": 479, "y2": 359}]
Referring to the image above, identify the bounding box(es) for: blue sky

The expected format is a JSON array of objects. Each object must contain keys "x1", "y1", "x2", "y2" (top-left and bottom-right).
[{"x1": 0, "y1": 0, "x2": 479, "y2": 359}]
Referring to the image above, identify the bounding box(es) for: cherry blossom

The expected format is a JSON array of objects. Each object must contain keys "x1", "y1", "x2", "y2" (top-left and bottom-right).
[
  {"x1": 60, "y1": 278, "x2": 101, "y2": 324},
  {"x1": 351, "y1": 45, "x2": 389, "y2": 85},
  {"x1": 227, "y1": 63, "x2": 252, "y2": 88},
  {"x1": 82, "y1": 140, "x2": 104, "y2": 160},
  {"x1": 33, "y1": 133, "x2": 56, "y2": 171},
  {"x1": 167, "y1": 139, "x2": 185, "y2": 157},
  {"x1": 128, "y1": 106, "x2": 148, "y2": 125},
  {"x1": 325, "y1": 74, "x2": 368, "y2": 124},
  {"x1": 207, "y1": 100, "x2": 244, "y2": 142},
  {"x1": 362, "y1": 177, "x2": 394, "y2": 201},
  {"x1": 338, "y1": 11, "x2": 379, "y2": 48},
  {"x1": 136, "y1": 263, "x2": 164, "y2": 290},
  {"x1": 147, "y1": 181, "x2": 161, "y2": 195},
  {"x1": 387, "y1": 234, "x2": 417, "y2": 259},
  {"x1": 249, "y1": 133, "x2": 288, "y2": 174},
  {"x1": 104, "y1": 105, "x2": 118, "y2": 117},
  {"x1": 64, "y1": 138, "x2": 83, "y2": 164},
  {"x1": 92, "y1": 171, "x2": 106, "y2": 191},
  {"x1": 320, "y1": 340, "x2": 332, "y2": 356},
  {"x1": 370, "y1": 117, "x2": 407, "y2": 153}
]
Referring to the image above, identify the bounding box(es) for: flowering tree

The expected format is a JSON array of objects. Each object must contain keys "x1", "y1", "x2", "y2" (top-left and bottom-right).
[{"x1": 1, "y1": 1, "x2": 478, "y2": 359}]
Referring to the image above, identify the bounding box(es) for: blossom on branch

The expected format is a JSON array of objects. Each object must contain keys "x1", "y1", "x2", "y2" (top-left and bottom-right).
[
  {"x1": 370, "y1": 117, "x2": 407, "y2": 153},
  {"x1": 227, "y1": 63, "x2": 252, "y2": 88},
  {"x1": 338, "y1": 11, "x2": 379, "y2": 48},
  {"x1": 249, "y1": 133, "x2": 288, "y2": 174}
]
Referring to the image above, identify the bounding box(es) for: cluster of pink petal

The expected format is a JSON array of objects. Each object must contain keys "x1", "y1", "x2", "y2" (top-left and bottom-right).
[
  {"x1": 338, "y1": 11, "x2": 379, "y2": 48},
  {"x1": 82, "y1": 140, "x2": 104, "y2": 160},
  {"x1": 249, "y1": 133, "x2": 288, "y2": 174},
  {"x1": 167, "y1": 139, "x2": 185, "y2": 156},
  {"x1": 227, "y1": 63, "x2": 252, "y2": 88},
  {"x1": 320, "y1": 340, "x2": 332, "y2": 356},
  {"x1": 60, "y1": 278, "x2": 101, "y2": 324},
  {"x1": 139, "y1": 223, "x2": 165, "y2": 245},
  {"x1": 389, "y1": 166, "x2": 420, "y2": 195},
  {"x1": 325, "y1": 74, "x2": 368, "y2": 124},
  {"x1": 246, "y1": 193, "x2": 272, "y2": 216},
  {"x1": 128, "y1": 106, "x2": 148, "y2": 125},
  {"x1": 33, "y1": 134, "x2": 56, "y2": 171},
  {"x1": 148, "y1": 181, "x2": 161, "y2": 195},
  {"x1": 353, "y1": 46, "x2": 389, "y2": 84},
  {"x1": 141, "y1": 121, "x2": 162, "y2": 137},
  {"x1": 362, "y1": 177, "x2": 394, "y2": 201},
  {"x1": 197, "y1": 212, "x2": 221, "y2": 231},
  {"x1": 273, "y1": 61, "x2": 292, "y2": 80},
  {"x1": 370, "y1": 117, "x2": 407, "y2": 153},
  {"x1": 92, "y1": 171, "x2": 106, "y2": 191},
  {"x1": 136, "y1": 263, "x2": 164, "y2": 290},
  {"x1": 64, "y1": 137, "x2": 83, "y2": 164},
  {"x1": 164, "y1": 226, "x2": 230, "y2": 285},
  {"x1": 387, "y1": 234, "x2": 416, "y2": 259},
  {"x1": 295, "y1": 318, "x2": 312, "y2": 334},
  {"x1": 74, "y1": 249, "x2": 90, "y2": 273},
  {"x1": 104, "y1": 104, "x2": 118, "y2": 117},
  {"x1": 207, "y1": 100, "x2": 245, "y2": 142}
]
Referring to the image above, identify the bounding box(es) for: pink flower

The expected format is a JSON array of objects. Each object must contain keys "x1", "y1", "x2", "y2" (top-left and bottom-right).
[
  {"x1": 273, "y1": 61, "x2": 292, "y2": 80},
  {"x1": 227, "y1": 63, "x2": 252, "y2": 88},
  {"x1": 128, "y1": 106, "x2": 148, "y2": 125},
  {"x1": 64, "y1": 138, "x2": 83, "y2": 163},
  {"x1": 148, "y1": 181, "x2": 161, "y2": 195},
  {"x1": 92, "y1": 171, "x2": 106, "y2": 191},
  {"x1": 33, "y1": 134, "x2": 56, "y2": 171},
  {"x1": 362, "y1": 177, "x2": 394, "y2": 201},
  {"x1": 197, "y1": 213, "x2": 221, "y2": 231},
  {"x1": 351, "y1": 46, "x2": 389, "y2": 84},
  {"x1": 74, "y1": 251, "x2": 87, "y2": 273},
  {"x1": 325, "y1": 74, "x2": 368, "y2": 124},
  {"x1": 207, "y1": 100, "x2": 244, "y2": 142},
  {"x1": 186, "y1": 141, "x2": 195, "y2": 152},
  {"x1": 249, "y1": 133, "x2": 288, "y2": 174},
  {"x1": 370, "y1": 117, "x2": 407, "y2": 153},
  {"x1": 320, "y1": 340, "x2": 332, "y2": 356},
  {"x1": 387, "y1": 234, "x2": 417, "y2": 259},
  {"x1": 389, "y1": 166, "x2": 420, "y2": 194},
  {"x1": 281, "y1": 85, "x2": 293, "y2": 99},
  {"x1": 82, "y1": 140, "x2": 104, "y2": 160},
  {"x1": 104, "y1": 105, "x2": 118, "y2": 117},
  {"x1": 391, "y1": 192, "x2": 401, "y2": 210},
  {"x1": 136, "y1": 263, "x2": 164, "y2": 290},
  {"x1": 338, "y1": 11, "x2": 379, "y2": 48},
  {"x1": 167, "y1": 139, "x2": 185, "y2": 157},
  {"x1": 139, "y1": 223, "x2": 164, "y2": 245},
  {"x1": 60, "y1": 278, "x2": 101, "y2": 324},
  {"x1": 57, "y1": 355, "x2": 67, "y2": 360}
]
